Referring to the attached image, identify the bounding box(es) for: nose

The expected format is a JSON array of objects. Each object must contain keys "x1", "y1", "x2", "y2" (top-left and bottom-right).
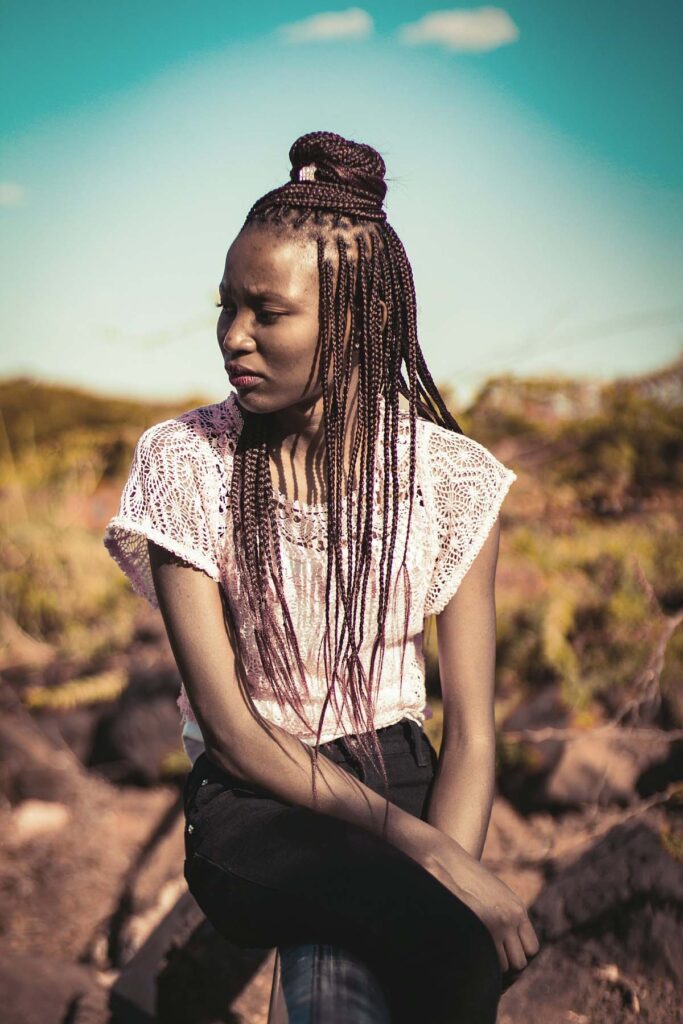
[{"x1": 218, "y1": 311, "x2": 257, "y2": 358}]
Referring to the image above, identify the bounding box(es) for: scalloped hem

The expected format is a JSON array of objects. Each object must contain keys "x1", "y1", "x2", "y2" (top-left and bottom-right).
[
  {"x1": 426, "y1": 468, "x2": 517, "y2": 618},
  {"x1": 103, "y1": 516, "x2": 221, "y2": 609}
]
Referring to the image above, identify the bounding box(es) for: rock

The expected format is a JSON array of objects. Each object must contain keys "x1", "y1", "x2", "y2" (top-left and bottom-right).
[
  {"x1": 10, "y1": 799, "x2": 71, "y2": 843},
  {"x1": 37, "y1": 704, "x2": 114, "y2": 766},
  {"x1": 90, "y1": 667, "x2": 184, "y2": 785},
  {"x1": 530, "y1": 819, "x2": 683, "y2": 980},
  {"x1": 0, "y1": 712, "x2": 87, "y2": 806},
  {"x1": 542, "y1": 728, "x2": 673, "y2": 809},
  {"x1": 499, "y1": 932, "x2": 680, "y2": 1024},
  {"x1": 109, "y1": 877, "x2": 277, "y2": 1023},
  {"x1": 484, "y1": 795, "x2": 547, "y2": 862},
  {"x1": 498, "y1": 684, "x2": 570, "y2": 812},
  {"x1": 121, "y1": 812, "x2": 187, "y2": 948},
  {"x1": 636, "y1": 737, "x2": 683, "y2": 797},
  {"x1": 482, "y1": 797, "x2": 548, "y2": 904},
  {"x1": 499, "y1": 817, "x2": 683, "y2": 1023},
  {"x1": 661, "y1": 684, "x2": 683, "y2": 730},
  {"x1": 0, "y1": 954, "x2": 108, "y2": 1024},
  {"x1": 0, "y1": 733, "x2": 176, "y2": 962},
  {"x1": 644, "y1": 905, "x2": 683, "y2": 987}
]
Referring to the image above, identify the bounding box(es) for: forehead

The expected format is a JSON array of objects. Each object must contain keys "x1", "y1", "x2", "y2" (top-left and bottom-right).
[{"x1": 221, "y1": 227, "x2": 318, "y2": 298}]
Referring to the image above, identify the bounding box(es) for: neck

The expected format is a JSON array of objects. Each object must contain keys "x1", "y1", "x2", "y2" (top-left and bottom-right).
[
  {"x1": 269, "y1": 368, "x2": 361, "y2": 458},
  {"x1": 266, "y1": 372, "x2": 364, "y2": 503}
]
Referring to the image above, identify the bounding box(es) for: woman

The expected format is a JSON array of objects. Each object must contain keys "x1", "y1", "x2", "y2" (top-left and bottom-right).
[{"x1": 104, "y1": 130, "x2": 539, "y2": 1023}]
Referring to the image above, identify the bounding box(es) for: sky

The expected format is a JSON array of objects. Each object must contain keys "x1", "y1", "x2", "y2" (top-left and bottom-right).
[{"x1": 1, "y1": 1, "x2": 682, "y2": 409}]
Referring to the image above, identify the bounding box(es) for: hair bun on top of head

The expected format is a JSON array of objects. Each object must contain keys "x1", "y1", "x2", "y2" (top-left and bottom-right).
[
  {"x1": 243, "y1": 130, "x2": 388, "y2": 226},
  {"x1": 289, "y1": 130, "x2": 388, "y2": 205}
]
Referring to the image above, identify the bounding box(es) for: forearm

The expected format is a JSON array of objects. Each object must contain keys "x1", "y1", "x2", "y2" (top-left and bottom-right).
[
  {"x1": 425, "y1": 733, "x2": 496, "y2": 859},
  {"x1": 206, "y1": 711, "x2": 469, "y2": 873}
]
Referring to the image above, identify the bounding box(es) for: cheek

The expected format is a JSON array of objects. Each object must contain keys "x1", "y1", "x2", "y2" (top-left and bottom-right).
[{"x1": 271, "y1": 321, "x2": 321, "y2": 372}]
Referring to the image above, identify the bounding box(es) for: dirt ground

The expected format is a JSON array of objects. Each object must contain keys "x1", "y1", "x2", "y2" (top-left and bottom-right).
[{"x1": 0, "y1": 676, "x2": 681, "y2": 1023}]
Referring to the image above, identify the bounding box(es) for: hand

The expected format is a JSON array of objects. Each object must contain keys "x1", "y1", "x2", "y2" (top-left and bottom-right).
[{"x1": 420, "y1": 835, "x2": 541, "y2": 977}]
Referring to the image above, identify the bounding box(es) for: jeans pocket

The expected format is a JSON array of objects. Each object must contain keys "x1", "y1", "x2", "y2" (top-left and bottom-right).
[
  {"x1": 183, "y1": 752, "x2": 210, "y2": 811},
  {"x1": 183, "y1": 757, "x2": 230, "y2": 857},
  {"x1": 184, "y1": 785, "x2": 227, "y2": 860}
]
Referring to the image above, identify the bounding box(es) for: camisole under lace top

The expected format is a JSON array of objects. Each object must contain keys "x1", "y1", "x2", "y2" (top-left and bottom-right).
[{"x1": 103, "y1": 392, "x2": 517, "y2": 765}]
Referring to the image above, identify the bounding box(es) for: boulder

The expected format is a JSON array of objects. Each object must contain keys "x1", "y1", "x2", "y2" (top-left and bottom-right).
[
  {"x1": 0, "y1": 954, "x2": 108, "y2": 1024},
  {"x1": 500, "y1": 817, "x2": 683, "y2": 1023},
  {"x1": 542, "y1": 728, "x2": 674, "y2": 809}
]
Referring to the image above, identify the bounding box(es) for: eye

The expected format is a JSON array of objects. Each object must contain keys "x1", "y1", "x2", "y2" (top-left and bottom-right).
[
  {"x1": 214, "y1": 300, "x2": 282, "y2": 325},
  {"x1": 256, "y1": 310, "x2": 282, "y2": 324}
]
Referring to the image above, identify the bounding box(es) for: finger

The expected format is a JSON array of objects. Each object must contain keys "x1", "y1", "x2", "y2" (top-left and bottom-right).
[
  {"x1": 494, "y1": 937, "x2": 509, "y2": 974},
  {"x1": 503, "y1": 933, "x2": 528, "y2": 974},
  {"x1": 519, "y1": 918, "x2": 541, "y2": 959}
]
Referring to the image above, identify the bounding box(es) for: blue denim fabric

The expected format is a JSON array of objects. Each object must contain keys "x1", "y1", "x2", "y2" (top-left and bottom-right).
[
  {"x1": 183, "y1": 717, "x2": 503, "y2": 1024},
  {"x1": 275, "y1": 721, "x2": 431, "y2": 1023},
  {"x1": 279, "y1": 942, "x2": 391, "y2": 1024}
]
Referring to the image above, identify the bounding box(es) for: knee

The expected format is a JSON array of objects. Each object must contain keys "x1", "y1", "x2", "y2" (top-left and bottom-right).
[
  {"x1": 390, "y1": 894, "x2": 502, "y2": 999},
  {"x1": 432, "y1": 900, "x2": 501, "y2": 982},
  {"x1": 392, "y1": 919, "x2": 501, "y2": 1024}
]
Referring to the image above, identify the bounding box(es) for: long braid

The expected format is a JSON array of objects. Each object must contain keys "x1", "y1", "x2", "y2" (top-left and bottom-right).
[{"x1": 227, "y1": 131, "x2": 463, "y2": 825}]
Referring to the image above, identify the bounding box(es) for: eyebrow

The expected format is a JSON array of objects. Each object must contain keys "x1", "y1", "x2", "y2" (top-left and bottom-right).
[{"x1": 219, "y1": 284, "x2": 291, "y2": 302}]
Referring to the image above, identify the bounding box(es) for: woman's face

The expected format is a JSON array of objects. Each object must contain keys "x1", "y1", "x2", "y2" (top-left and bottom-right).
[{"x1": 217, "y1": 224, "x2": 344, "y2": 417}]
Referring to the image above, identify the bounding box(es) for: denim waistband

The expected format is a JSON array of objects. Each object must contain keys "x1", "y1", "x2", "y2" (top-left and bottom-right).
[
  {"x1": 187, "y1": 716, "x2": 432, "y2": 798},
  {"x1": 320, "y1": 717, "x2": 430, "y2": 770}
]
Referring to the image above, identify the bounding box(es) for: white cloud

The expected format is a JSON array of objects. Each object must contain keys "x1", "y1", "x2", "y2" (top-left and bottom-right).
[
  {"x1": 397, "y1": 7, "x2": 519, "y2": 53},
  {"x1": 278, "y1": 7, "x2": 373, "y2": 43},
  {"x1": 0, "y1": 181, "x2": 26, "y2": 207}
]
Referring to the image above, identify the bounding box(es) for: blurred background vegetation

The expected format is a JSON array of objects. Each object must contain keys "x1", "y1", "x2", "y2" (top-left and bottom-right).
[{"x1": 1, "y1": 354, "x2": 681, "y2": 779}]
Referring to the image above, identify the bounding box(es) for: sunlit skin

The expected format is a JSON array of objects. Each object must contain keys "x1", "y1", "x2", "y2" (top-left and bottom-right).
[
  {"x1": 216, "y1": 223, "x2": 387, "y2": 504},
  {"x1": 145, "y1": 226, "x2": 542, "y2": 987}
]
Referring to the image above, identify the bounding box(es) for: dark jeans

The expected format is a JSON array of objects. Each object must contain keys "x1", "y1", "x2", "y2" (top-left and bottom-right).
[{"x1": 183, "y1": 717, "x2": 503, "y2": 1023}]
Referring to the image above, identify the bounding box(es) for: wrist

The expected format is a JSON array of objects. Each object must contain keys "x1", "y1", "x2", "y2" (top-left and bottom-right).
[{"x1": 386, "y1": 807, "x2": 451, "y2": 870}]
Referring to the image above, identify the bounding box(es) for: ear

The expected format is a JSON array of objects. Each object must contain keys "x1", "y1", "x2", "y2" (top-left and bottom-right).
[{"x1": 379, "y1": 299, "x2": 388, "y2": 333}]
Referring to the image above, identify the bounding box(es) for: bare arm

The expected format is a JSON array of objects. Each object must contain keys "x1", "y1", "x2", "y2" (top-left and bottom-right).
[
  {"x1": 420, "y1": 519, "x2": 543, "y2": 974},
  {"x1": 147, "y1": 539, "x2": 472, "y2": 874},
  {"x1": 425, "y1": 518, "x2": 500, "y2": 859},
  {"x1": 149, "y1": 536, "x2": 540, "y2": 972}
]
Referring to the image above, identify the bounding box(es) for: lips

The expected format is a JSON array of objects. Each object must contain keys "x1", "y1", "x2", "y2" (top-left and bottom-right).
[
  {"x1": 226, "y1": 363, "x2": 263, "y2": 380},
  {"x1": 227, "y1": 366, "x2": 264, "y2": 389}
]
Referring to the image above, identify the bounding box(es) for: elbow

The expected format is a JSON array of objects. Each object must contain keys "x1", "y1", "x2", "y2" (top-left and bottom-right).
[
  {"x1": 441, "y1": 723, "x2": 496, "y2": 754},
  {"x1": 203, "y1": 739, "x2": 253, "y2": 782},
  {"x1": 200, "y1": 718, "x2": 255, "y2": 782},
  {"x1": 202, "y1": 713, "x2": 277, "y2": 784}
]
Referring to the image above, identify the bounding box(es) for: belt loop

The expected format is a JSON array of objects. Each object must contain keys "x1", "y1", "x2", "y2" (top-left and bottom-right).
[
  {"x1": 408, "y1": 719, "x2": 429, "y2": 766},
  {"x1": 339, "y1": 736, "x2": 366, "y2": 783}
]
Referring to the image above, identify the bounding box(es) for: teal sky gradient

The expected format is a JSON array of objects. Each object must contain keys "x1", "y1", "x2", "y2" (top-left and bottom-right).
[{"x1": 1, "y1": 2, "x2": 682, "y2": 407}]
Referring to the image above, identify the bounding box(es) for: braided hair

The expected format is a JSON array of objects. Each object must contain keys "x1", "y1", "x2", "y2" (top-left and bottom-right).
[{"x1": 222, "y1": 131, "x2": 463, "y2": 822}]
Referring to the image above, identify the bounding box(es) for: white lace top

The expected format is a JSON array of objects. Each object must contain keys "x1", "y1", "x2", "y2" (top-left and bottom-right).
[{"x1": 103, "y1": 392, "x2": 517, "y2": 764}]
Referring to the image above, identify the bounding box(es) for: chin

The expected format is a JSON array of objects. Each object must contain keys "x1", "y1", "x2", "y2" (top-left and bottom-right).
[
  {"x1": 233, "y1": 390, "x2": 267, "y2": 414},
  {"x1": 232, "y1": 387, "x2": 285, "y2": 416},
  {"x1": 233, "y1": 385, "x2": 320, "y2": 417}
]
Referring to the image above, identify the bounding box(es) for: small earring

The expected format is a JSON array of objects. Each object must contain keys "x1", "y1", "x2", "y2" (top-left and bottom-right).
[{"x1": 353, "y1": 340, "x2": 360, "y2": 349}]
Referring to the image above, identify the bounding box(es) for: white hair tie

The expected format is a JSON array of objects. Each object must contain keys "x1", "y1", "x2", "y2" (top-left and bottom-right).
[{"x1": 297, "y1": 163, "x2": 317, "y2": 182}]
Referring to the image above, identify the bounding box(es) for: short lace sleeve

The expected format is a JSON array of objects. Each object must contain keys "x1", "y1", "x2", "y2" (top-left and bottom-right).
[
  {"x1": 423, "y1": 427, "x2": 517, "y2": 617},
  {"x1": 103, "y1": 418, "x2": 221, "y2": 609}
]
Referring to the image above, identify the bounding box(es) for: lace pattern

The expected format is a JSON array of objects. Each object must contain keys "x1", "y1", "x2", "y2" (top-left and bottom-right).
[
  {"x1": 422, "y1": 424, "x2": 518, "y2": 616},
  {"x1": 103, "y1": 392, "x2": 517, "y2": 750}
]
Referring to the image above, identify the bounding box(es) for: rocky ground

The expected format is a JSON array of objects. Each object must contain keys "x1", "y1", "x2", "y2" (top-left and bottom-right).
[{"x1": 1, "y1": 616, "x2": 681, "y2": 1023}]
